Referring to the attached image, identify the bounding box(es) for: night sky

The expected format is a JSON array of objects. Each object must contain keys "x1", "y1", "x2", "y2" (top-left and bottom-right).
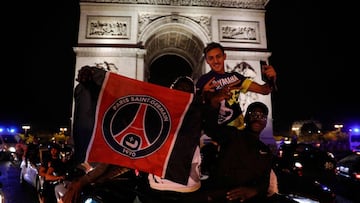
[{"x1": 2, "y1": 0, "x2": 359, "y2": 133}]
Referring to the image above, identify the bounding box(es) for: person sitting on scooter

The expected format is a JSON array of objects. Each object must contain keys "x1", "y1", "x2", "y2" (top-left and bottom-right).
[{"x1": 39, "y1": 143, "x2": 67, "y2": 203}]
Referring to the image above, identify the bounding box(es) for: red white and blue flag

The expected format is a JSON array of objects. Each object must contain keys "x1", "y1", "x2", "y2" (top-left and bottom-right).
[{"x1": 85, "y1": 72, "x2": 198, "y2": 184}]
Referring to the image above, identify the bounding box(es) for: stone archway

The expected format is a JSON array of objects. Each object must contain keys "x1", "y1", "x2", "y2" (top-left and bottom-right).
[
  {"x1": 138, "y1": 13, "x2": 210, "y2": 84},
  {"x1": 148, "y1": 54, "x2": 192, "y2": 87}
]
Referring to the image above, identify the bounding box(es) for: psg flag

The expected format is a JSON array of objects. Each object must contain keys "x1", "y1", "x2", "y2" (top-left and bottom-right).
[{"x1": 86, "y1": 72, "x2": 200, "y2": 184}]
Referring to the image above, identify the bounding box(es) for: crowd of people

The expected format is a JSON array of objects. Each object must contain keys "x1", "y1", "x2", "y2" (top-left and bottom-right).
[{"x1": 35, "y1": 42, "x2": 297, "y2": 203}]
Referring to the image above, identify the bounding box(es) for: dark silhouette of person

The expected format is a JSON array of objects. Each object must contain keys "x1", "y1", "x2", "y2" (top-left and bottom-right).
[{"x1": 72, "y1": 65, "x2": 106, "y2": 165}]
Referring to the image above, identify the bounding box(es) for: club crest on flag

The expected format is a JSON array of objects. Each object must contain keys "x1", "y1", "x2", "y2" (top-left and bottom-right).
[
  {"x1": 86, "y1": 72, "x2": 193, "y2": 178},
  {"x1": 102, "y1": 95, "x2": 171, "y2": 158}
]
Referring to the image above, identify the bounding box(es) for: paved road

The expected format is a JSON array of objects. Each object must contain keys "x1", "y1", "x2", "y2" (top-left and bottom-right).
[
  {"x1": 0, "y1": 160, "x2": 358, "y2": 203},
  {"x1": 0, "y1": 161, "x2": 39, "y2": 203}
]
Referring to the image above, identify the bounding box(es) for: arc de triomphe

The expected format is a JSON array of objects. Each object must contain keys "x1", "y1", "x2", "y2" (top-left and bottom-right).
[{"x1": 73, "y1": 0, "x2": 276, "y2": 148}]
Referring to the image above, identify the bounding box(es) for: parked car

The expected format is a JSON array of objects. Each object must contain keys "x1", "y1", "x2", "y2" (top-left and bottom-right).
[
  {"x1": 336, "y1": 150, "x2": 360, "y2": 184},
  {"x1": 274, "y1": 143, "x2": 337, "y2": 203},
  {"x1": 335, "y1": 150, "x2": 360, "y2": 202}
]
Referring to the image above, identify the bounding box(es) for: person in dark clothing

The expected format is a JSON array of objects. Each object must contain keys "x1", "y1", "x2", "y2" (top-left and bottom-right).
[
  {"x1": 72, "y1": 65, "x2": 106, "y2": 165},
  {"x1": 212, "y1": 102, "x2": 273, "y2": 202},
  {"x1": 26, "y1": 138, "x2": 40, "y2": 165},
  {"x1": 193, "y1": 101, "x2": 298, "y2": 203},
  {"x1": 191, "y1": 102, "x2": 274, "y2": 203},
  {"x1": 39, "y1": 143, "x2": 68, "y2": 203}
]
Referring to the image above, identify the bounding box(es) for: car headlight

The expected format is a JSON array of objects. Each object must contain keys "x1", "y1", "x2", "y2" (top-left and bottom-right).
[
  {"x1": 294, "y1": 161, "x2": 303, "y2": 168},
  {"x1": 8, "y1": 147, "x2": 16, "y2": 153}
]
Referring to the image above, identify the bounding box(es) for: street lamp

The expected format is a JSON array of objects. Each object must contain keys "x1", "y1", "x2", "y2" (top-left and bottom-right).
[{"x1": 22, "y1": 125, "x2": 30, "y2": 136}]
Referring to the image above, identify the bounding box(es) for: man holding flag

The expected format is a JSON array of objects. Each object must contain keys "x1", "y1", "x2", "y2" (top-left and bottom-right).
[{"x1": 62, "y1": 66, "x2": 205, "y2": 203}]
